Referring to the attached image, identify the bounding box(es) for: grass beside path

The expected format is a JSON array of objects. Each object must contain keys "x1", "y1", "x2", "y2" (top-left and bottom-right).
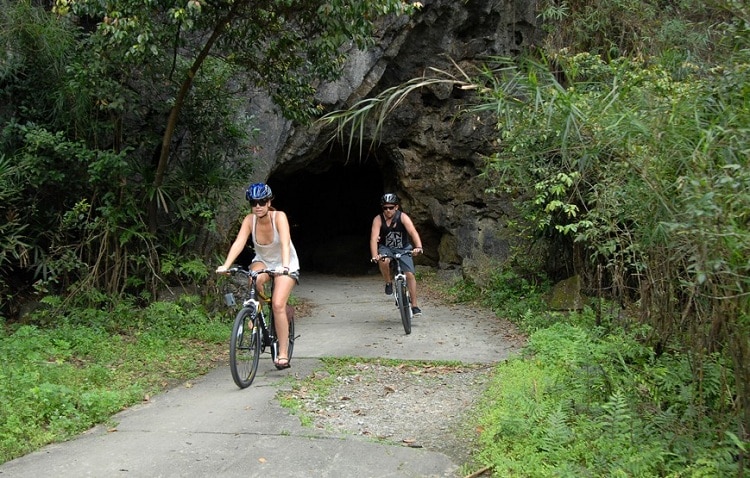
[
  {"x1": 4, "y1": 272, "x2": 743, "y2": 476},
  {"x1": 0, "y1": 295, "x2": 230, "y2": 464},
  {"x1": 0, "y1": 275, "x2": 446, "y2": 465}
]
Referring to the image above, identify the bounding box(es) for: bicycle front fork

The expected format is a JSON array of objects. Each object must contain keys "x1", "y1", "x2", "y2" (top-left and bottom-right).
[{"x1": 393, "y1": 275, "x2": 406, "y2": 302}]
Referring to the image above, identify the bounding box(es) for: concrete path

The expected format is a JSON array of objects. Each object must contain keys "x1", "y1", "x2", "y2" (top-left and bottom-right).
[{"x1": 0, "y1": 273, "x2": 522, "y2": 478}]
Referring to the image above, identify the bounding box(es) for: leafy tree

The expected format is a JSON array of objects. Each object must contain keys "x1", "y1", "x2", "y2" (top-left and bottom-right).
[
  {"x1": 0, "y1": 0, "x2": 96, "y2": 314},
  {"x1": 53, "y1": 0, "x2": 420, "y2": 231},
  {"x1": 0, "y1": 0, "x2": 420, "y2": 315},
  {"x1": 478, "y1": 0, "x2": 750, "y2": 458}
]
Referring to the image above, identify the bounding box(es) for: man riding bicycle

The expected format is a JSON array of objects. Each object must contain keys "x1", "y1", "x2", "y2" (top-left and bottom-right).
[{"x1": 369, "y1": 193, "x2": 424, "y2": 317}]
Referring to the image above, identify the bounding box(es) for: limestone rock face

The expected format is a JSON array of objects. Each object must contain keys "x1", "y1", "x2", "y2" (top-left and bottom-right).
[{"x1": 244, "y1": 0, "x2": 541, "y2": 274}]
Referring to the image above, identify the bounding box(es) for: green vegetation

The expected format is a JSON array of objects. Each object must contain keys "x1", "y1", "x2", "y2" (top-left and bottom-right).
[
  {"x1": 325, "y1": 0, "x2": 749, "y2": 473},
  {"x1": 0, "y1": 296, "x2": 228, "y2": 463},
  {"x1": 450, "y1": 275, "x2": 744, "y2": 475},
  {"x1": 468, "y1": 1, "x2": 750, "y2": 472},
  {"x1": 476, "y1": 320, "x2": 741, "y2": 476},
  {"x1": 468, "y1": 0, "x2": 749, "y2": 471},
  {"x1": 2, "y1": 0, "x2": 749, "y2": 474},
  {"x1": 0, "y1": 0, "x2": 419, "y2": 317}
]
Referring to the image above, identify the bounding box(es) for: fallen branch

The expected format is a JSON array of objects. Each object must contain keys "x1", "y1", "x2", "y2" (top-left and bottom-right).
[{"x1": 464, "y1": 465, "x2": 494, "y2": 478}]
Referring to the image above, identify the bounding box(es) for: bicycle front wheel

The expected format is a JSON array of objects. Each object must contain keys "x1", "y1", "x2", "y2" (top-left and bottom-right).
[
  {"x1": 229, "y1": 307, "x2": 261, "y2": 389},
  {"x1": 396, "y1": 279, "x2": 412, "y2": 335}
]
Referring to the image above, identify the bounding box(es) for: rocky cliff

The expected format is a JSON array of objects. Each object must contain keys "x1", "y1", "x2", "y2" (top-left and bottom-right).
[{"x1": 240, "y1": 0, "x2": 541, "y2": 276}]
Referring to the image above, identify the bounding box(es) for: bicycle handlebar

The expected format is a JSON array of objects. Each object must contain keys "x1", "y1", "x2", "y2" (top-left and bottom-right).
[
  {"x1": 223, "y1": 266, "x2": 290, "y2": 279},
  {"x1": 372, "y1": 250, "x2": 414, "y2": 262}
]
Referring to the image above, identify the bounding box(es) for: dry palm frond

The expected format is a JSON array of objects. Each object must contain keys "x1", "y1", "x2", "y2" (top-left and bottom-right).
[{"x1": 319, "y1": 59, "x2": 479, "y2": 160}]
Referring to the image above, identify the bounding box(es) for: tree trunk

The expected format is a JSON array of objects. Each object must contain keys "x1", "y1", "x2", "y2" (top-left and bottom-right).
[{"x1": 148, "y1": 2, "x2": 248, "y2": 233}]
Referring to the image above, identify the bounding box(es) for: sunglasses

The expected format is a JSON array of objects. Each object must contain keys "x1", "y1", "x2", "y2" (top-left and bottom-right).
[
  {"x1": 250, "y1": 199, "x2": 268, "y2": 207},
  {"x1": 382, "y1": 205, "x2": 396, "y2": 211}
]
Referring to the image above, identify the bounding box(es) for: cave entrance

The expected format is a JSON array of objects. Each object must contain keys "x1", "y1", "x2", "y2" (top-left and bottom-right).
[{"x1": 268, "y1": 144, "x2": 391, "y2": 275}]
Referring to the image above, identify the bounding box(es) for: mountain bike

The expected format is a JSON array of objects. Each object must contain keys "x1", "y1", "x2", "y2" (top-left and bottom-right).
[
  {"x1": 377, "y1": 250, "x2": 414, "y2": 335},
  {"x1": 223, "y1": 266, "x2": 295, "y2": 389}
]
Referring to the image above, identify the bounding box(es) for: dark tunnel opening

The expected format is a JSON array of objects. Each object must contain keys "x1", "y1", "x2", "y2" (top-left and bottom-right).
[{"x1": 267, "y1": 145, "x2": 391, "y2": 276}]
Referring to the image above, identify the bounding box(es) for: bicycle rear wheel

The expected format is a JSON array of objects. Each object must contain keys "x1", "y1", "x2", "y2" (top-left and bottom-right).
[
  {"x1": 288, "y1": 311, "x2": 295, "y2": 359},
  {"x1": 396, "y1": 279, "x2": 412, "y2": 335},
  {"x1": 229, "y1": 307, "x2": 261, "y2": 388},
  {"x1": 271, "y1": 307, "x2": 295, "y2": 363}
]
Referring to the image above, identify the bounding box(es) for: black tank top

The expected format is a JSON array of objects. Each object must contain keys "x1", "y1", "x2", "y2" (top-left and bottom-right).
[{"x1": 378, "y1": 210, "x2": 410, "y2": 249}]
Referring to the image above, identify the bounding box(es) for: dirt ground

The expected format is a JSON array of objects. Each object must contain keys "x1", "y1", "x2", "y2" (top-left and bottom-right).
[
  {"x1": 290, "y1": 361, "x2": 495, "y2": 467},
  {"x1": 287, "y1": 276, "x2": 524, "y2": 474}
]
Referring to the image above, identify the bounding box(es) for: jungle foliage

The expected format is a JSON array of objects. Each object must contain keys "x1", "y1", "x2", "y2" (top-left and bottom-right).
[
  {"x1": 468, "y1": 0, "x2": 750, "y2": 474},
  {"x1": 0, "y1": 0, "x2": 418, "y2": 318},
  {"x1": 474, "y1": 309, "x2": 743, "y2": 476}
]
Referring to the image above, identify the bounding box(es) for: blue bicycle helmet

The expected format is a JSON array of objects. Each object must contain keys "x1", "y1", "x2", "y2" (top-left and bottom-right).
[
  {"x1": 246, "y1": 182, "x2": 274, "y2": 202},
  {"x1": 380, "y1": 193, "x2": 399, "y2": 205}
]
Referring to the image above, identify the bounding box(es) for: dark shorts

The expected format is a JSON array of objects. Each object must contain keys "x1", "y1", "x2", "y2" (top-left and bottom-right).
[
  {"x1": 378, "y1": 246, "x2": 415, "y2": 274},
  {"x1": 276, "y1": 271, "x2": 300, "y2": 285},
  {"x1": 251, "y1": 261, "x2": 300, "y2": 284}
]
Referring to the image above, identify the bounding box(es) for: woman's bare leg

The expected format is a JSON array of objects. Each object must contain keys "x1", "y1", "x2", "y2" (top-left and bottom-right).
[{"x1": 271, "y1": 275, "x2": 295, "y2": 362}]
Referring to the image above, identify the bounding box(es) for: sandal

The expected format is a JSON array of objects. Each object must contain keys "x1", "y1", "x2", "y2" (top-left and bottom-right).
[{"x1": 274, "y1": 356, "x2": 291, "y2": 370}]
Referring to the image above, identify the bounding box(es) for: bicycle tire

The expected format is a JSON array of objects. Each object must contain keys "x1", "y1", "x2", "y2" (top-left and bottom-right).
[
  {"x1": 271, "y1": 309, "x2": 295, "y2": 362},
  {"x1": 288, "y1": 312, "x2": 295, "y2": 359},
  {"x1": 396, "y1": 278, "x2": 412, "y2": 335},
  {"x1": 229, "y1": 307, "x2": 261, "y2": 389}
]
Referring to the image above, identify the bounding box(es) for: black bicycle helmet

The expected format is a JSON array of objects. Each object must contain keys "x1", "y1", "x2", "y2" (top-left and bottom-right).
[
  {"x1": 380, "y1": 193, "x2": 399, "y2": 205},
  {"x1": 246, "y1": 182, "x2": 274, "y2": 202}
]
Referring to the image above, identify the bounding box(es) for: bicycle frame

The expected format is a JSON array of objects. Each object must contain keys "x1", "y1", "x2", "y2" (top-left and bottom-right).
[{"x1": 235, "y1": 268, "x2": 277, "y2": 344}]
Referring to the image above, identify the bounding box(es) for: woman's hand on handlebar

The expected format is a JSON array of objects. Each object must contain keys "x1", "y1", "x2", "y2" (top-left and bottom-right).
[{"x1": 215, "y1": 265, "x2": 230, "y2": 275}]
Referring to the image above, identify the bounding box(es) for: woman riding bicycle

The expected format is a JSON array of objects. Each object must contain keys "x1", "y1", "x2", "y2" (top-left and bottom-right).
[
  {"x1": 369, "y1": 193, "x2": 423, "y2": 316},
  {"x1": 216, "y1": 182, "x2": 300, "y2": 369}
]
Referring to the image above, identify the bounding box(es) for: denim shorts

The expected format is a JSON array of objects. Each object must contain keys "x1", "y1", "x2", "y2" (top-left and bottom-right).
[{"x1": 377, "y1": 246, "x2": 415, "y2": 274}]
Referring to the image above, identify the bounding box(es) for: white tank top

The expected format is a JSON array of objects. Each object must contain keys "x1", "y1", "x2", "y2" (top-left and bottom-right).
[{"x1": 251, "y1": 211, "x2": 300, "y2": 272}]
